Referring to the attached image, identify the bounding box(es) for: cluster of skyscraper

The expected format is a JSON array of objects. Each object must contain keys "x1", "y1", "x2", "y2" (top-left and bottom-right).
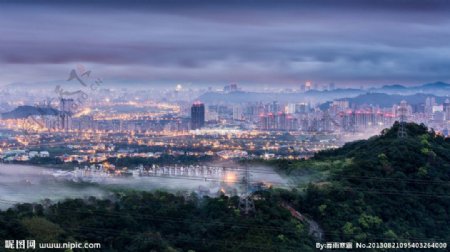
[
  {"x1": 188, "y1": 95, "x2": 450, "y2": 136},
  {"x1": 14, "y1": 89, "x2": 450, "y2": 137}
]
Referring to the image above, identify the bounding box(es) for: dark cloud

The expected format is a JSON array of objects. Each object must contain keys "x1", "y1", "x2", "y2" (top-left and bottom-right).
[
  {"x1": 1, "y1": 0, "x2": 450, "y2": 86},
  {"x1": 3, "y1": 0, "x2": 450, "y2": 11}
]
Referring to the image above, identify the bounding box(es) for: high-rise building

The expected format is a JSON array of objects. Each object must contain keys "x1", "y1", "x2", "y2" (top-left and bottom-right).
[
  {"x1": 73, "y1": 115, "x2": 96, "y2": 131},
  {"x1": 59, "y1": 98, "x2": 73, "y2": 131},
  {"x1": 232, "y1": 105, "x2": 243, "y2": 121},
  {"x1": 258, "y1": 112, "x2": 297, "y2": 131},
  {"x1": 305, "y1": 80, "x2": 312, "y2": 91},
  {"x1": 267, "y1": 101, "x2": 280, "y2": 113},
  {"x1": 191, "y1": 101, "x2": 205, "y2": 130},
  {"x1": 205, "y1": 107, "x2": 219, "y2": 122},
  {"x1": 425, "y1": 97, "x2": 436, "y2": 115},
  {"x1": 286, "y1": 103, "x2": 296, "y2": 114},
  {"x1": 296, "y1": 103, "x2": 309, "y2": 114},
  {"x1": 444, "y1": 99, "x2": 450, "y2": 121}
]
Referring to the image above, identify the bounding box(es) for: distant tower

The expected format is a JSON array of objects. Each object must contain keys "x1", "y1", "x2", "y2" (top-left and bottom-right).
[
  {"x1": 444, "y1": 99, "x2": 450, "y2": 121},
  {"x1": 305, "y1": 80, "x2": 312, "y2": 91},
  {"x1": 397, "y1": 100, "x2": 408, "y2": 138},
  {"x1": 268, "y1": 101, "x2": 280, "y2": 113},
  {"x1": 425, "y1": 97, "x2": 436, "y2": 115},
  {"x1": 238, "y1": 165, "x2": 255, "y2": 215},
  {"x1": 59, "y1": 98, "x2": 73, "y2": 131},
  {"x1": 232, "y1": 105, "x2": 243, "y2": 121},
  {"x1": 191, "y1": 101, "x2": 205, "y2": 130}
]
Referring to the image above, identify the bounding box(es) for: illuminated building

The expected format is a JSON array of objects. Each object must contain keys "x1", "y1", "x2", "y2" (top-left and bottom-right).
[
  {"x1": 444, "y1": 99, "x2": 450, "y2": 121},
  {"x1": 191, "y1": 101, "x2": 205, "y2": 130},
  {"x1": 305, "y1": 80, "x2": 312, "y2": 91},
  {"x1": 60, "y1": 98, "x2": 74, "y2": 131},
  {"x1": 266, "y1": 101, "x2": 280, "y2": 113},
  {"x1": 233, "y1": 106, "x2": 243, "y2": 121},
  {"x1": 259, "y1": 112, "x2": 297, "y2": 131}
]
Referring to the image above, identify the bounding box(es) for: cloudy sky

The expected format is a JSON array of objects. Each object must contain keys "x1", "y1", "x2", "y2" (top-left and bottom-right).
[{"x1": 1, "y1": 0, "x2": 450, "y2": 88}]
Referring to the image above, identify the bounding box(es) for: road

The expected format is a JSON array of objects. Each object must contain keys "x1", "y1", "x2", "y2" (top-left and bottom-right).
[{"x1": 282, "y1": 202, "x2": 324, "y2": 241}]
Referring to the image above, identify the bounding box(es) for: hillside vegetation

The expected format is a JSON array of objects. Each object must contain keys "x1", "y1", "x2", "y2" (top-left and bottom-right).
[{"x1": 292, "y1": 122, "x2": 450, "y2": 243}]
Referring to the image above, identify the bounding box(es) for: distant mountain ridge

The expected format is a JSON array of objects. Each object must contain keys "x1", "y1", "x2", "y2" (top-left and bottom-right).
[
  {"x1": 379, "y1": 84, "x2": 407, "y2": 90},
  {"x1": 198, "y1": 81, "x2": 450, "y2": 104},
  {"x1": 0, "y1": 105, "x2": 59, "y2": 119},
  {"x1": 372, "y1": 81, "x2": 450, "y2": 94},
  {"x1": 319, "y1": 92, "x2": 449, "y2": 109},
  {"x1": 198, "y1": 89, "x2": 365, "y2": 104}
]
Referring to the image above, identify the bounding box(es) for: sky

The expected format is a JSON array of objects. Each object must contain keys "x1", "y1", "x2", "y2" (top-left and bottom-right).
[{"x1": 1, "y1": 0, "x2": 450, "y2": 88}]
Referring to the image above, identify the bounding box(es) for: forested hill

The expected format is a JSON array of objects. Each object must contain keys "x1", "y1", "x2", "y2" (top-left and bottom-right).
[
  {"x1": 298, "y1": 122, "x2": 450, "y2": 243},
  {"x1": 0, "y1": 192, "x2": 316, "y2": 252}
]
